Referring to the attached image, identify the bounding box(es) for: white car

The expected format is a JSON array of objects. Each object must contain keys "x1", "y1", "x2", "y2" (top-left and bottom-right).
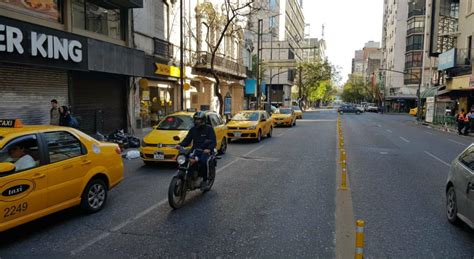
[
  {"x1": 367, "y1": 105, "x2": 379, "y2": 112},
  {"x1": 446, "y1": 144, "x2": 474, "y2": 229}
]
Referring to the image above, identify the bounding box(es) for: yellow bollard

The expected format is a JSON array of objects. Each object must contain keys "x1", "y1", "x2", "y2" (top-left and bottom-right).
[
  {"x1": 340, "y1": 149, "x2": 346, "y2": 163},
  {"x1": 355, "y1": 220, "x2": 365, "y2": 259},
  {"x1": 340, "y1": 168, "x2": 348, "y2": 190}
]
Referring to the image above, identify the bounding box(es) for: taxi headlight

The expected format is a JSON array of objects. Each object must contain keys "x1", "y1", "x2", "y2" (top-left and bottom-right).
[
  {"x1": 248, "y1": 125, "x2": 257, "y2": 130},
  {"x1": 177, "y1": 155, "x2": 187, "y2": 165}
]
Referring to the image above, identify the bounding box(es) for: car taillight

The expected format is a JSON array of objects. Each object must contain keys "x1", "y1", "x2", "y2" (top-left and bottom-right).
[{"x1": 115, "y1": 146, "x2": 122, "y2": 155}]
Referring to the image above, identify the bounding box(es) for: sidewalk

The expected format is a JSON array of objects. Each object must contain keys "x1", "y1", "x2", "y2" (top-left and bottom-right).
[{"x1": 416, "y1": 121, "x2": 474, "y2": 138}]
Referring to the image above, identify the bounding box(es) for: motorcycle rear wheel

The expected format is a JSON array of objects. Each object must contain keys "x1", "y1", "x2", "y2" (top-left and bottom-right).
[
  {"x1": 168, "y1": 176, "x2": 186, "y2": 209},
  {"x1": 203, "y1": 166, "x2": 216, "y2": 193}
]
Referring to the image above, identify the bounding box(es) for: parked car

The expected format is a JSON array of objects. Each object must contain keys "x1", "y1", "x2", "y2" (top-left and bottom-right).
[
  {"x1": 0, "y1": 119, "x2": 124, "y2": 232},
  {"x1": 337, "y1": 105, "x2": 361, "y2": 115},
  {"x1": 367, "y1": 105, "x2": 379, "y2": 112},
  {"x1": 227, "y1": 111, "x2": 273, "y2": 142},
  {"x1": 446, "y1": 144, "x2": 474, "y2": 229}
]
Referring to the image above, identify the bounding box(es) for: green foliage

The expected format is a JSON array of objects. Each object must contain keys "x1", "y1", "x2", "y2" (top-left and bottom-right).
[
  {"x1": 340, "y1": 74, "x2": 378, "y2": 103},
  {"x1": 299, "y1": 59, "x2": 337, "y2": 106}
]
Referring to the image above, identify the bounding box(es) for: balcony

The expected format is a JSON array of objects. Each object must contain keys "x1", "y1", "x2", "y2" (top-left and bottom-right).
[
  {"x1": 406, "y1": 44, "x2": 423, "y2": 52},
  {"x1": 193, "y1": 51, "x2": 247, "y2": 79},
  {"x1": 445, "y1": 48, "x2": 472, "y2": 77},
  {"x1": 89, "y1": 0, "x2": 143, "y2": 8},
  {"x1": 154, "y1": 38, "x2": 173, "y2": 60}
]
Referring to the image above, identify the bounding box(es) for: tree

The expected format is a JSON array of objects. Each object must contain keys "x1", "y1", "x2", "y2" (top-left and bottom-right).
[
  {"x1": 340, "y1": 74, "x2": 377, "y2": 103},
  {"x1": 299, "y1": 59, "x2": 337, "y2": 108},
  {"x1": 196, "y1": 0, "x2": 259, "y2": 115}
]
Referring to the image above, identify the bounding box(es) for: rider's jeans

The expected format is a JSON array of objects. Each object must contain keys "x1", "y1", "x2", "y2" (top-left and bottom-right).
[{"x1": 198, "y1": 153, "x2": 211, "y2": 181}]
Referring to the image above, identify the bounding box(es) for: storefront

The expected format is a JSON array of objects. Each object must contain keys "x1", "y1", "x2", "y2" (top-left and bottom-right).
[
  {"x1": 136, "y1": 57, "x2": 180, "y2": 128},
  {"x1": 0, "y1": 15, "x2": 146, "y2": 134},
  {"x1": 0, "y1": 15, "x2": 87, "y2": 125}
]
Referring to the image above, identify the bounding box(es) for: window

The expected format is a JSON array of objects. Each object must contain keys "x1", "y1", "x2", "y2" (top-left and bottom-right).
[
  {"x1": 0, "y1": 135, "x2": 40, "y2": 174},
  {"x1": 405, "y1": 52, "x2": 423, "y2": 68},
  {"x1": 407, "y1": 17, "x2": 424, "y2": 35},
  {"x1": 72, "y1": 0, "x2": 124, "y2": 40},
  {"x1": 43, "y1": 132, "x2": 84, "y2": 163},
  {"x1": 163, "y1": 1, "x2": 169, "y2": 40},
  {"x1": 404, "y1": 68, "x2": 421, "y2": 84},
  {"x1": 0, "y1": 0, "x2": 62, "y2": 22},
  {"x1": 459, "y1": 147, "x2": 474, "y2": 171},
  {"x1": 209, "y1": 114, "x2": 223, "y2": 127},
  {"x1": 157, "y1": 115, "x2": 194, "y2": 130},
  {"x1": 406, "y1": 35, "x2": 423, "y2": 51}
]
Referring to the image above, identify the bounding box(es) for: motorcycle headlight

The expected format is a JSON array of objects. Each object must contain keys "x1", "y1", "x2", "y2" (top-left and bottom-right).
[
  {"x1": 248, "y1": 125, "x2": 257, "y2": 130},
  {"x1": 176, "y1": 154, "x2": 187, "y2": 165}
]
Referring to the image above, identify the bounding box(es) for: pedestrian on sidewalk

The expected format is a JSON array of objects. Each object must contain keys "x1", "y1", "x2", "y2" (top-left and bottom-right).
[
  {"x1": 463, "y1": 111, "x2": 471, "y2": 135},
  {"x1": 456, "y1": 109, "x2": 466, "y2": 135},
  {"x1": 50, "y1": 99, "x2": 72, "y2": 126}
]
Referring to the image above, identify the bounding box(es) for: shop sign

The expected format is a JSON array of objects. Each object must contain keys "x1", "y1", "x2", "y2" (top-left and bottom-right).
[
  {"x1": 0, "y1": 16, "x2": 87, "y2": 70},
  {"x1": 155, "y1": 63, "x2": 180, "y2": 78},
  {"x1": 224, "y1": 94, "x2": 232, "y2": 115}
]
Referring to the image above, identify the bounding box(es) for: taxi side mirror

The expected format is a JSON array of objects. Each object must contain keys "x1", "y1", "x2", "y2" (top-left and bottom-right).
[{"x1": 0, "y1": 162, "x2": 15, "y2": 174}]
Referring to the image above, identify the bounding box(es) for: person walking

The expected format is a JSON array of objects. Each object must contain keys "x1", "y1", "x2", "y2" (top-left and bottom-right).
[
  {"x1": 50, "y1": 99, "x2": 62, "y2": 126},
  {"x1": 457, "y1": 109, "x2": 466, "y2": 135}
]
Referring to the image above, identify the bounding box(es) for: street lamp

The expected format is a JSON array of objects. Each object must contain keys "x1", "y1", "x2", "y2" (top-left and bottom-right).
[{"x1": 379, "y1": 68, "x2": 422, "y2": 121}]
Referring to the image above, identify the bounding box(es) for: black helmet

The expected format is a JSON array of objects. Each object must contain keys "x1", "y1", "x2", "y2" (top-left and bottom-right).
[{"x1": 193, "y1": 111, "x2": 206, "y2": 127}]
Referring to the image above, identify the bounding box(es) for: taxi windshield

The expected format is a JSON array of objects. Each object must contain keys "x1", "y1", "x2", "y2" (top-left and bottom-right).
[
  {"x1": 276, "y1": 109, "x2": 291, "y2": 114},
  {"x1": 232, "y1": 112, "x2": 260, "y2": 121},
  {"x1": 156, "y1": 115, "x2": 194, "y2": 130}
]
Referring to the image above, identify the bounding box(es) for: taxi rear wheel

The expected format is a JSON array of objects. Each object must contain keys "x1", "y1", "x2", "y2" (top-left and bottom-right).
[
  {"x1": 81, "y1": 178, "x2": 108, "y2": 213},
  {"x1": 267, "y1": 127, "x2": 273, "y2": 138},
  {"x1": 256, "y1": 130, "x2": 262, "y2": 142}
]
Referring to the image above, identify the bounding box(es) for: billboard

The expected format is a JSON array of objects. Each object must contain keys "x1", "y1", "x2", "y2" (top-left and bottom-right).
[{"x1": 438, "y1": 48, "x2": 457, "y2": 70}]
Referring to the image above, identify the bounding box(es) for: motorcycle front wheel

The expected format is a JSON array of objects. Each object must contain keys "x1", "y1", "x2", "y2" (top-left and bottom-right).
[{"x1": 168, "y1": 176, "x2": 187, "y2": 209}]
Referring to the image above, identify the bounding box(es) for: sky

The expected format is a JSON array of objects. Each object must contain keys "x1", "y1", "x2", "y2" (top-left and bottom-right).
[{"x1": 302, "y1": 0, "x2": 384, "y2": 84}]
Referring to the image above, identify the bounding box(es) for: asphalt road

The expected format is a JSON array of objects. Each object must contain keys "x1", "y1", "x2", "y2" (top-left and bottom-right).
[
  {"x1": 0, "y1": 110, "x2": 338, "y2": 257},
  {"x1": 342, "y1": 112, "x2": 474, "y2": 257},
  {"x1": 1, "y1": 110, "x2": 473, "y2": 258}
]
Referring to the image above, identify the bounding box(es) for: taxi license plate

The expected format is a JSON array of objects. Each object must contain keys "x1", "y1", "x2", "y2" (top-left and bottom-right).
[
  {"x1": 154, "y1": 152, "x2": 164, "y2": 160},
  {"x1": 234, "y1": 132, "x2": 242, "y2": 137}
]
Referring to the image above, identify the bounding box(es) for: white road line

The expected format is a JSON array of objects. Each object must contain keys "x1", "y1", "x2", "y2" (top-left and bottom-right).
[
  {"x1": 399, "y1": 136, "x2": 410, "y2": 143},
  {"x1": 386, "y1": 129, "x2": 393, "y2": 133},
  {"x1": 425, "y1": 131, "x2": 435, "y2": 135},
  {"x1": 70, "y1": 143, "x2": 266, "y2": 255},
  {"x1": 448, "y1": 139, "x2": 468, "y2": 146},
  {"x1": 298, "y1": 119, "x2": 337, "y2": 122},
  {"x1": 424, "y1": 151, "x2": 450, "y2": 167}
]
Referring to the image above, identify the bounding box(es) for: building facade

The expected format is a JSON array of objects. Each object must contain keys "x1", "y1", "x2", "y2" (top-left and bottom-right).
[{"x1": 0, "y1": 0, "x2": 145, "y2": 134}]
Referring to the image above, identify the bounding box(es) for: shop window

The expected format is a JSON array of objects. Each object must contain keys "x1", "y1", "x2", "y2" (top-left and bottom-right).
[
  {"x1": 0, "y1": 0, "x2": 63, "y2": 22},
  {"x1": 72, "y1": 0, "x2": 124, "y2": 40}
]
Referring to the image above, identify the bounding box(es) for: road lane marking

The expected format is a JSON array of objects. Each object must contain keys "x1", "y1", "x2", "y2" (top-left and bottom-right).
[
  {"x1": 70, "y1": 143, "x2": 267, "y2": 255},
  {"x1": 424, "y1": 131, "x2": 434, "y2": 135},
  {"x1": 386, "y1": 129, "x2": 393, "y2": 133},
  {"x1": 424, "y1": 151, "x2": 450, "y2": 167},
  {"x1": 298, "y1": 119, "x2": 337, "y2": 122},
  {"x1": 448, "y1": 139, "x2": 468, "y2": 146},
  {"x1": 399, "y1": 136, "x2": 410, "y2": 143}
]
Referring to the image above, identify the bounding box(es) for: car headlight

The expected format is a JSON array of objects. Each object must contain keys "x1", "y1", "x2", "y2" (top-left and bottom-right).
[
  {"x1": 176, "y1": 154, "x2": 187, "y2": 165},
  {"x1": 248, "y1": 125, "x2": 257, "y2": 130}
]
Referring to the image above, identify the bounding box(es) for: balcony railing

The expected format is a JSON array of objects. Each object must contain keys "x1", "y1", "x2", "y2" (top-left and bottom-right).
[
  {"x1": 407, "y1": 27, "x2": 424, "y2": 36},
  {"x1": 406, "y1": 44, "x2": 423, "y2": 52},
  {"x1": 405, "y1": 61, "x2": 423, "y2": 69},
  {"x1": 193, "y1": 51, "x2": 246, "y2": 79},
  {"x1": 445, "y1": 48, "x2": 473, "y2": 77},
  {"x1": 154, "y1": 38, "x2": 173, "y2": 59}
]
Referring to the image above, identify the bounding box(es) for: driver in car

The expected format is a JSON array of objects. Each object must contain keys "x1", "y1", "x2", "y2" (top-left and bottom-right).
[
  {"x1": 8, "y1": 144, "x2": 36, "y2": 171},
  {"x1": 176, "y1": 112, "x2": 216, "y2": 190}
]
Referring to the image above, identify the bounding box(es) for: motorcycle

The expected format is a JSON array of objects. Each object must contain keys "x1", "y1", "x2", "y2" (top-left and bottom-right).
[{"x1": 168, "y1": 147, "x2": 217, "y2": 209}]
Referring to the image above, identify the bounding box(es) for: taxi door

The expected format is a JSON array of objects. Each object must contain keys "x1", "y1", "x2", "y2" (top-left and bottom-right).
[
  {"x1": 40, "y1": 131, "x2": 92, "y2": 207},
  {"x1": 262, "y1": 112, "x2": 271, "y2": 135},
  {"x1": 0, "y1": 135, "x2": 48, "y2": 230}
]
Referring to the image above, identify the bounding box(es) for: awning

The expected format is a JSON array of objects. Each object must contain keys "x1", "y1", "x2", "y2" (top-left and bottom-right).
[{"x1": 420, "y1": 87, "x2": 438, "y2": 99}]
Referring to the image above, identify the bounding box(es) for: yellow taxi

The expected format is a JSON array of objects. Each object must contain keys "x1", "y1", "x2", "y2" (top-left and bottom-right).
[
  {"x1": 140, "y1": 111, "x2": 227, "y2": 164},
  {"x1": 292, "y1": 106, "x2": 303, "y2": 119},
  {"x1": 0, "y1": 119, "x2": 123, "y2": 232},
  {"x1": 226, "y1": 111, "x2": 273, "y2": 142},
  {"x1": 271, "y1": 107, "x2": 297, "y2": 127}
]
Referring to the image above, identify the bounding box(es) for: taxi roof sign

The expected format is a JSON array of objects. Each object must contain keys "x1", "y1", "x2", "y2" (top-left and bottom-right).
[{"x1": 0, "y1": 119, "x2": 23, "y2": 128}]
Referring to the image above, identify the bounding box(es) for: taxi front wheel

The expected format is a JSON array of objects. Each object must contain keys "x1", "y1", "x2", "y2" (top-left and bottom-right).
[{"x1": 81, "y1": 178, "x2": 108, "y2": 213}]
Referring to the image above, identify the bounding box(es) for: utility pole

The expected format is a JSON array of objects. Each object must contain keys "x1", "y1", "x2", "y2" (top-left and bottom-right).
[
  {"x1": 256, "y1": 19, "x2": 263, "y2": 109},
  {"x1": 298, "y1": 65, "x2": 302, "y2": 108},
  {"x1": 179, "y1": 0, "x2": 184, "y2": 111}
]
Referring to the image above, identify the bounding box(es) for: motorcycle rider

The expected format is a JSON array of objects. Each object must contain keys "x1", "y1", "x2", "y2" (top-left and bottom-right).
[{"x1": 176, "y1": 111, "x2": 216, "y2": 190}]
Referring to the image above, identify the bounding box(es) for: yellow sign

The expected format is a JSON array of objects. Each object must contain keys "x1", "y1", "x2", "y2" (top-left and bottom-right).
[
  {"x1": 183, "y1": 83, "x2": 190, "y2": 91},
  {"x1": 155, "y1": 63, "x2": 181, "y2": 78}
]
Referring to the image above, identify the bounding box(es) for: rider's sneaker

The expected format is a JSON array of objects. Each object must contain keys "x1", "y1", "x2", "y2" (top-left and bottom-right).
[{"x1": 200, "y1": 181, "x2": 208, "y2": 191}]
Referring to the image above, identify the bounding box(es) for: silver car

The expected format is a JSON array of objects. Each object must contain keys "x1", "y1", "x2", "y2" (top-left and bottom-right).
[{"x1": 446, "y1": 144, "x2": 474, "y2": 228}]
